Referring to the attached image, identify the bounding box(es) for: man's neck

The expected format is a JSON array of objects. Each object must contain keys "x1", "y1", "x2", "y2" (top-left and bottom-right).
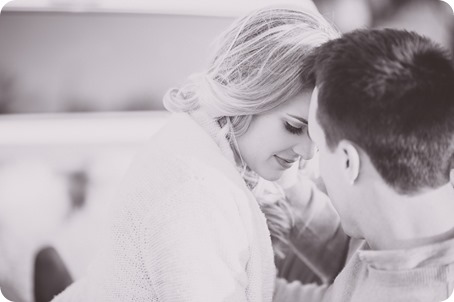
[{"x1": 365, "y1": 183, "x2": 454, "y2": 251}]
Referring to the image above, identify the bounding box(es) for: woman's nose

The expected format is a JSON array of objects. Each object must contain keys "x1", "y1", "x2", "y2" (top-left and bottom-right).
[{"x1": 292, "y1": 137, "x2": 316, "y2": 160}]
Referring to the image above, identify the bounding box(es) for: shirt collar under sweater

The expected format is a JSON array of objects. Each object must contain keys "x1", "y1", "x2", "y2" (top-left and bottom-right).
[{"x1": 358, "y1": 228, "x2": 454, "y2": 271}]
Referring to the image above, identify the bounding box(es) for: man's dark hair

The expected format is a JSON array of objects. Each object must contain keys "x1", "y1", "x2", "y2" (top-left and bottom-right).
[{"x1": 312, "y1": 29, "x2": 454, "y2": 194}]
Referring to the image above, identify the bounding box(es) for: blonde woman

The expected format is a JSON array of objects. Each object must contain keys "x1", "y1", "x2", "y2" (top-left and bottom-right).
[{"x1": 53, "y1": 5, "x2": 338, "y2": 302}]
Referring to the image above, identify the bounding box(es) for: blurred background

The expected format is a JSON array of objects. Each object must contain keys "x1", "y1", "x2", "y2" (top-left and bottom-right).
[{"x1": 0, "y1": 0, "x2": 453, "y2": 301}]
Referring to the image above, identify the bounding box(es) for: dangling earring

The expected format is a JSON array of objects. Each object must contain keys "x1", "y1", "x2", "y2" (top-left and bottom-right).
[{"x1": 226, "y1": 117, "x2": 247, "y2": 176}]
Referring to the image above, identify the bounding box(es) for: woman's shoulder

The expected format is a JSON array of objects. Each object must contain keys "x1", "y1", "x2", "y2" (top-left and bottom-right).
[
  {"x1": 127, "y1": 141, "x2": 232, "y2": 182},
  {"x1": 120, "y1": 148, "x2": 245, "y2": 209}
]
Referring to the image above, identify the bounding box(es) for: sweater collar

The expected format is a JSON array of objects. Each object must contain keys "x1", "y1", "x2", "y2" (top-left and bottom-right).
[
  {"x1": 188, "y1": 109, "x2": 236, "y2": 166},
  {"x1": 189, "y1": 110, "x2": 259, "y2": 190},
  {"x1": 161, "y1": 112, "x2": 254, "y2": 197}
]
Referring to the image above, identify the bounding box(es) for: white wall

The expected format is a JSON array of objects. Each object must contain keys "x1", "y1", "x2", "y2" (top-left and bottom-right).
[{"x1": 0, "y1": 12, "x2": 233, "y2": 113}]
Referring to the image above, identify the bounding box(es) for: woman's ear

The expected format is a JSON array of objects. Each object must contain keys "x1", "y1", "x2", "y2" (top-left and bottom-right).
[{"x1": 338, "y1": 140, "x2": 360, "y2": 185}]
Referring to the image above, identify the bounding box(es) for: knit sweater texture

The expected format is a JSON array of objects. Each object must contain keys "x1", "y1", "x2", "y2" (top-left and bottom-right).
[
  {"x1": 53, "y1": 112, "x2": 275, "y2": 302},
  {"x1": 275, "y1": 231, "x2": 454, "y2": 302}
]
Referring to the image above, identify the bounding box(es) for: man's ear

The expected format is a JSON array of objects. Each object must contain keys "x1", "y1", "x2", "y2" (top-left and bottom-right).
[{"x1": 337, "y1": 140, "x2": 360, "y2": 185}]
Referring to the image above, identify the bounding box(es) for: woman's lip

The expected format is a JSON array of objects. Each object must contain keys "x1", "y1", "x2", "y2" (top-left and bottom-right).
[{"x1": 274, "y1": 155, "x2": 296, "y2": 169}]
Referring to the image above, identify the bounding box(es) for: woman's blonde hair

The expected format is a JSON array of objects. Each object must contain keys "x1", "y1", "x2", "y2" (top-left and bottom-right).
[{"x1": 164, "y1": 5, "x2": 339, "y2": 136}]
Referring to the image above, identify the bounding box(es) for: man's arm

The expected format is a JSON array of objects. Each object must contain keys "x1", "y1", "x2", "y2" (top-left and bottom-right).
[
  {"x1": 284, "y1": 176, "x2": 350, "y2": 283},
  {"x1": 274, "y1": 277, "x2": 331, "y2": 302}
]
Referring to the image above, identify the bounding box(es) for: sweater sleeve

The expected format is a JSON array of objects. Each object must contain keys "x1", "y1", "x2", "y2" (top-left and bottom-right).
[
  {"x1": 284, "y1": 177, "x2": 350, "y2": 283},
  {"x1": 140, "y1": 178, "x2": 251, "y2": 302}
]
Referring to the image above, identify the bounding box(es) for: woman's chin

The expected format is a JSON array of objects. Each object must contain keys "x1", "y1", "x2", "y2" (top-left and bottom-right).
[{"x1": 256, "y1": 169, "x2": 282, "y2": 182}]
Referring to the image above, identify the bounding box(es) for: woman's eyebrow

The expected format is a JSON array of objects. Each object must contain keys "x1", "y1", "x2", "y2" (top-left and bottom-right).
[{"x1": 287, "y1": 114, "x2": 308, "y2": 125}]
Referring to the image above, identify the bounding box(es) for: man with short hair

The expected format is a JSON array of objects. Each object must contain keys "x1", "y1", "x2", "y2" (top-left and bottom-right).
[{"x1": 275, "y1": 28, "x2": 454, "y2": 302}]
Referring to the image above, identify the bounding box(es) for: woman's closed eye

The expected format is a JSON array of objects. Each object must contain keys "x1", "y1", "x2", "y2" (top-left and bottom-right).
[{"x1": 284, "y1": 122, "x2": 306, "y2": 135}]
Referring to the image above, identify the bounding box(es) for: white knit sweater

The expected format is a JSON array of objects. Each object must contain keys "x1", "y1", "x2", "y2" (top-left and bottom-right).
[{"x1": 53, "y1": 112, "x2": 276, "y2": 302}]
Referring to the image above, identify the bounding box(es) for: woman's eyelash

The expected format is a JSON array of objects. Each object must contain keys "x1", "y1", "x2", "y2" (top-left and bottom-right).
[{"x1": 285, "y1": 122, "x2": 305, "y2": 135}]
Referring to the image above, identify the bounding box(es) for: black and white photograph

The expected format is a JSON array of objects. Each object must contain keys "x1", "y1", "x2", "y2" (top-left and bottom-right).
[{"x1": 0, "y1": 0, "x2": 453, "y2": 301}]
